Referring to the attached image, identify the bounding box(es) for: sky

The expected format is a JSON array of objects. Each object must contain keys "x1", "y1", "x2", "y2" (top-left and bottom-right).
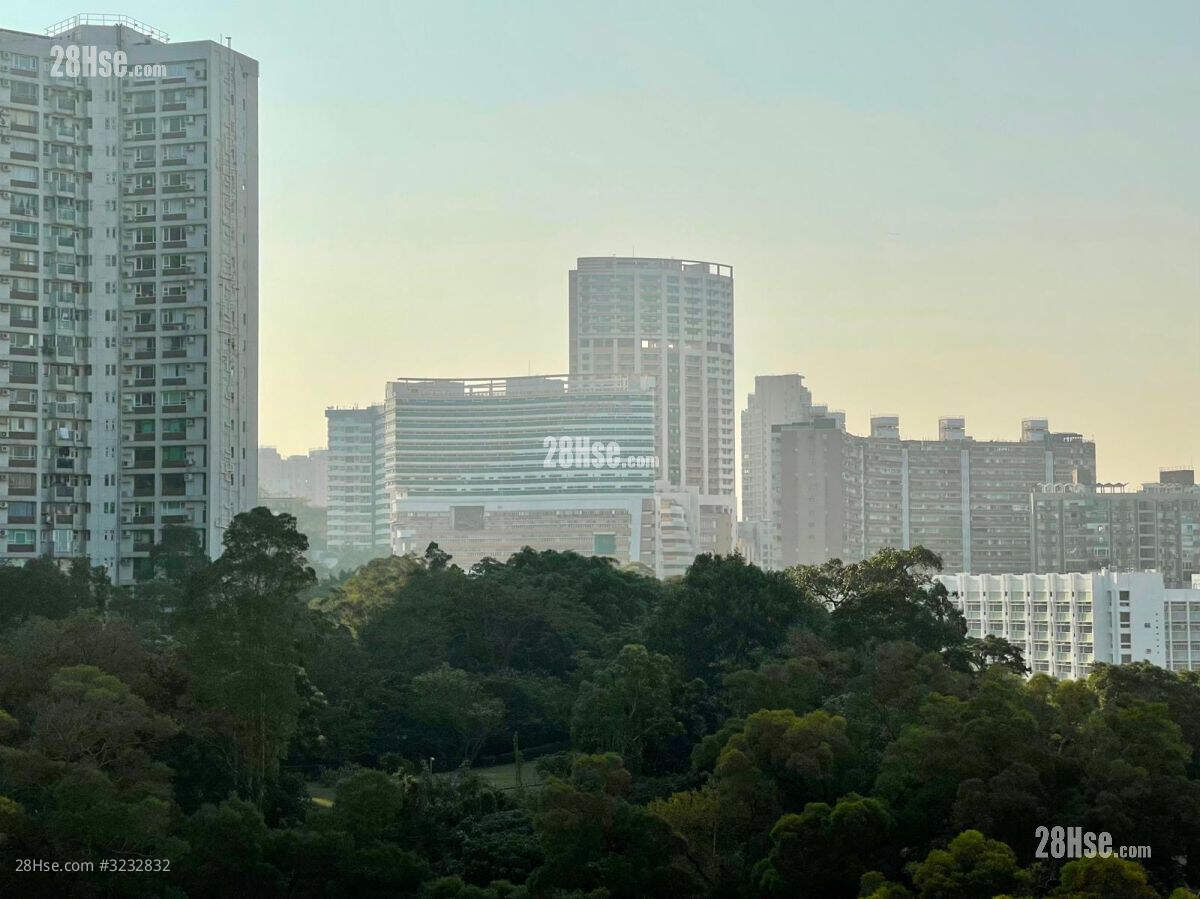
[{"x1": 14, "y1": 2, "x2": 1200, "y2": 485}]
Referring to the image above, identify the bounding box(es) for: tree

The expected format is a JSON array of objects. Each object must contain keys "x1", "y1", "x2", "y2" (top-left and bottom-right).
[
  {"x1": 179, "y1": 797, "x2": 280, "y2": 896},
  {"x1": 716, "y1": 708, "x2": 854, "y2": 809},
  {"x1": 407, "y1": 664, "x2": 505, "y2": 766},
  {"x1": 529, "y1": 754, "x2": 705, "y2": 897},
  {"x1": 648, "y1": 553, "x2": 827, "y2": 683},
  {"x1": 29, "y1": 665, "x2": 176, "y2": 790},
  {"x1": 753, "y1": 793, "x2": 897, "y2": 897},
  {"x1": 175, "y1": 507, "x2": 316, "y2": 807},
  {"x1": 949, "y1": 634, "x2": 1028, "y2": 675},
  {"x1": 722, "y1": 656, "x2": 826, "y2": 718},
  {"x1": 907, "y1": 829, "x2": 1030, "y2": 899},
  {"x1": 310, "y1": 553, "x2": 422, "y2": 636},
  {"x1": 570, "y1": 644, "x2": 682, "y2": 771},
  {"x1": 789, "y1": 547, "x2": 965, "y2": 653},
  {"x1": 1051, "y1": 855, "x2": 1158, "y2": 899},
  {"x1": 0, "y1": 558, "x2": 106, "y2": 632}
]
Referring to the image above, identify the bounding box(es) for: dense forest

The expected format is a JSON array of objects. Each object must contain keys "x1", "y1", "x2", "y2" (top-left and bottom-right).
[{"x1": 1, "y1": 506, "x2": 1198, "y2": 897}]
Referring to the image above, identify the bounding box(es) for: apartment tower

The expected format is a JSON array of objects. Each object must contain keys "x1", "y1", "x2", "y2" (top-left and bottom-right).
[
  {"x1": 0, "y1": 16, "x2": 258, "y2": 581},
  {"x1": 568, "y1": 257, "x2": 735, "y2": 559}
]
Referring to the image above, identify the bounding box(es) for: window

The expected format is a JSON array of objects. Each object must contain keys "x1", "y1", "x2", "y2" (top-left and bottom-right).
[
  {"x1": 6, "y1": 529, "x2": 35, "y2": 546},
  {"x1": 593, "y1": 533, "x2": 617, "y2": 556}
]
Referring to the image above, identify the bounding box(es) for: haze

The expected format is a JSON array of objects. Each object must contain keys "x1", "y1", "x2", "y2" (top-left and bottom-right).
[{"x1": 9, "y1": 0, "x2": 1196, "y2": 483}]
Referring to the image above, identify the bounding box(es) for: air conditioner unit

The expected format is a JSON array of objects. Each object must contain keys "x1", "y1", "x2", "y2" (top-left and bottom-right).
[
  {"x1": 0, "y1": 502, "x2": 6, "y2": 509},
  {"x1": 0, "y1": 530, "x2": 7, "y2": 538},
  {"x1": 0, "y1": 432, "x2": 7, "y2": 439}
]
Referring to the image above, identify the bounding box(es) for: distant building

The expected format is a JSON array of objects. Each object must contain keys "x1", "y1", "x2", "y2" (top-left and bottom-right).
[
  {"x1": 738, "y1": 374, "x2": 845, "y2": 569},
  {"x1": 325, "y1": 406, "x2": 385, "y2": 555},
  {"x1": 325, "y1": 375, "x2": 699, "y2": 574},
  {"x1": 939, "y1": 569, "x2": 1200, "y2": 678},
  {"x1": 569, "y1": 257, "x2": 735, "y2": 559},
  {"x1": 384, "y1": 375, "x2": 656, "y2": 569},
  {"x1": 258, "y1": 447, "x2": 327, "y2": 508},
  {"x1": 768, "y1": 412, "x2": 1096, "y2": 572},
  {"x1": 1030, "y1": 470, "x2": 1200, "y2": 588}
]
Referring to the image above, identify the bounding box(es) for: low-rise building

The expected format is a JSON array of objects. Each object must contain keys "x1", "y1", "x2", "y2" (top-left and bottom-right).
[{"x1": 939, "y1": 570, "x2": 1200, "y2": 678}]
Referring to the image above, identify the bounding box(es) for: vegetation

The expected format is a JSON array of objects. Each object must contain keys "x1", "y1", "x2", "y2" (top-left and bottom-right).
[{"x1": 0, "y1": 516, "x2": 1196, "y2": 897}]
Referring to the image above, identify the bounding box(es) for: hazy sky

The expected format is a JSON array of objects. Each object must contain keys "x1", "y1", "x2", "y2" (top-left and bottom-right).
[{"x1": 15, "y1": 2, "x2": 1199, "y2": 484}]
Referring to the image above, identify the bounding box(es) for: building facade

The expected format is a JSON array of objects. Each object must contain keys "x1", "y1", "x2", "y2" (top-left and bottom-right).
[
  {"x1": 258, "y1": 446, "x2": 327, "y2": 507},
  {"x1": 738, "y1": 373, "x2": 845, "y2": 569},
  {"x1": 0, "y1": 17, "x2": 258, "y2": 581},
  {"x1": 940, "y1": 570, "x2": 1200, "y2": 678},
  {"x1": 1031, "y1": 470, "x2": 1200, "y2": 588},
  {"x1": 769, "y1": 414, "x2": 1096, "y2": 572},
  {"x1": 324, "y1": 406, "x2": 384, "y2": 555},
  {"x1": 384, "y1": 375, "x2": 657, "y2": 568},
  {"x1": 569, "y1": 257, "x2": 735, "y2": 557},
  {"x1": 324, "y1": 376, "x2": 688, "y2": 573}
]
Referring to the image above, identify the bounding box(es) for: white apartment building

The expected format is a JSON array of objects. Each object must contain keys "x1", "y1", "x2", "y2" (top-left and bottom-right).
[
  {"x1": 569, "y1": 257, "x2": 735, "y2": 559},
  {"x1": 938, "y1": 570, "x2": 1200, "y2": 679},
  {"x1": 0, "y1": 16, "x2": 258, "y2": 582}
]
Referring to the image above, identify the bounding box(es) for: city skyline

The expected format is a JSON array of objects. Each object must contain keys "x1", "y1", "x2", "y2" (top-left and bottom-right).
[{"x1": 4, "y1": 2, "x2": 1195, "y2": 487}]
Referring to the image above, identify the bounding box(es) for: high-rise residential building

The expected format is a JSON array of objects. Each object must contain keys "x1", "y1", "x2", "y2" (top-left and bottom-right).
[
  {"x1": 0, "y1": 16, "x2": 258, "y2": 582},
  {"x1": 325, "y1": 406, "x2": 384, "y2": 555},
  {"x1": 939, "y1": 570, "x2": 1200, "y2": 678},
  {"x1": 741, "y1": 374, "x2": 813, "y2": 525},
  {"x1": 768, "y1": 412, "x2": 1095, "y2": 572},
  {"x1": 569, "y1": 257, "x2": 735, "y2": 557},
  {"x1": 258, "y1": 446, "x2": 327, "y2": 508},
  {"x1": 1031, "y1": 470, "x2": 1200, "y2": 588},
  {"x1": 738, "y1": 373, "x2": 844, "y2": 568}
]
